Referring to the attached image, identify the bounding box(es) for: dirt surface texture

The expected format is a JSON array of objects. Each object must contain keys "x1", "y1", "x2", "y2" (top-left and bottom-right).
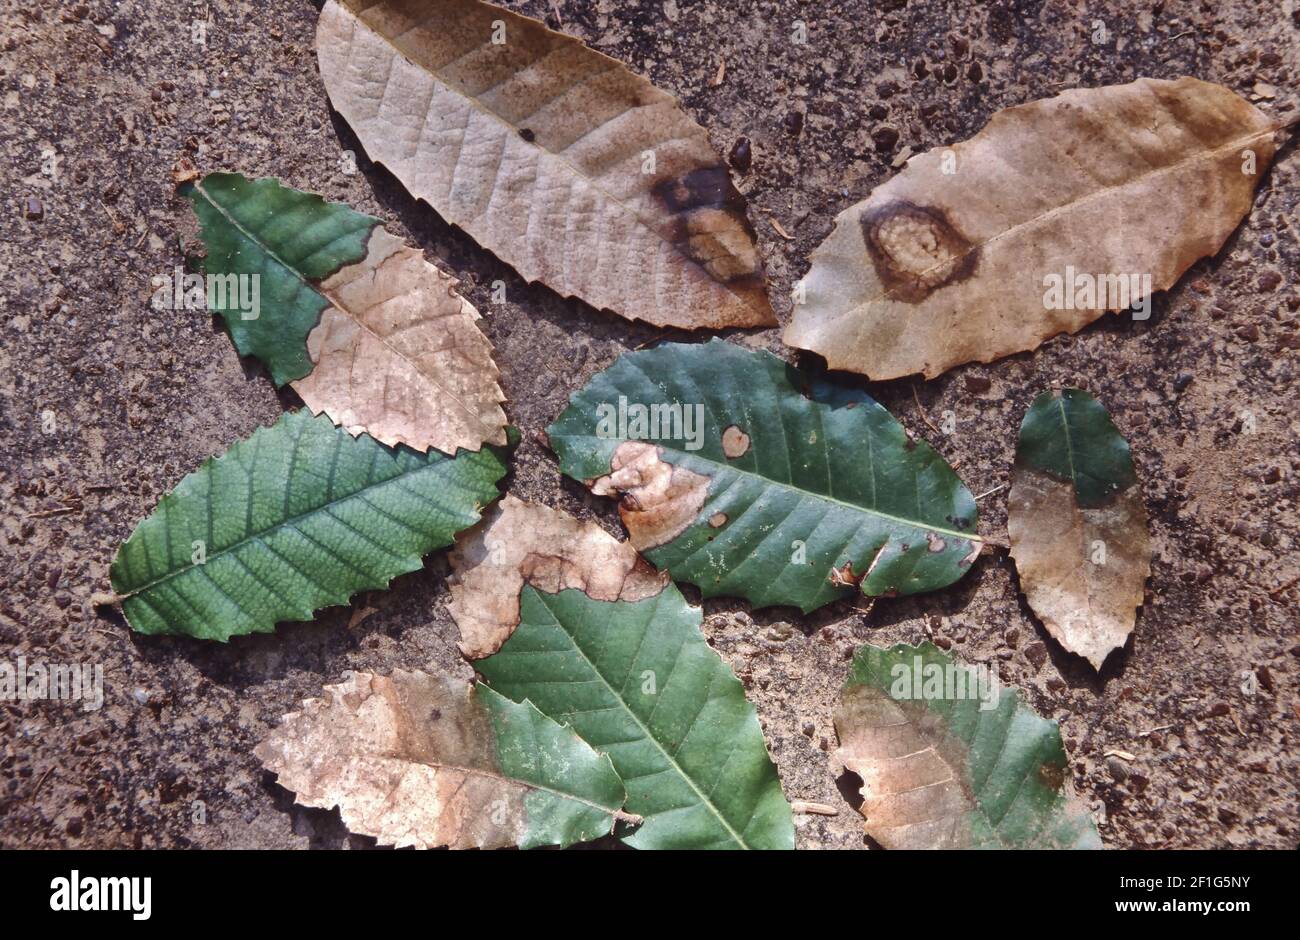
[{"x1": 1, "y1": 0, "x2": 1297, "y2": 849}]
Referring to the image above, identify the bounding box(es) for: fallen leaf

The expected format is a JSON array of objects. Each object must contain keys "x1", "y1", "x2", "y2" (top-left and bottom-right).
[
  {"x1": 447, "y1": 495, "x2": 668, "y2": 658},
  {"x1": 110, "y1": 411, "x2": 507, "y2": 640},
  {"x1": 1008, "y1": 389, "x2": 1151, "y2": 670},
  {"x1": 546, "y1": 339, "x2": 981, "y2": 613},
  {"x1": 184, "y1": 173, "x2": 507, "y2": 454},
  {"x1": 784, "y1": 78, "x2": 1280, "y2": 379},
  {"x1": 256, "y1": 670, "x2": 633, "y2": 849},
  {"x1": 315, "y1": 0, "x2": 774, "y2": 330},
  {"x1": 834, "y1": 641, "x2": 1101, "y2": 849},
  {"x1": 478, "y1": 584, "x2": 795, "y2": 849}
]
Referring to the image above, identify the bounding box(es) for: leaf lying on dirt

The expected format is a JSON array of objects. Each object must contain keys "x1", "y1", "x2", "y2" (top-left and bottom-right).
[
  {"x1": 477, "y1": 584, "x2": 795, "y2": 849},
  {"x1": 110, "y1": 410, "x2": 507, "y2": 641},
  {"x1": 448, "y1": 495, "x2": 668, "y2": 659},
  {"x1": 315, "y1": 0, "x2": 774, "y2": 330},
  {"x1": 1008, "y1": 389, "x2": 1151, "y2": 670},
  {"x1": 255, "y1": 670, "x2": 634, "y2": 849},
  {"x1": 184, "y1": 173, "x2": 507, "y2": 454},
  {"x1": 835, "y1": 642, "x2": 1101, "y2": 849},
  {"x1": 546, "y1": 339, "x2": 981, "y2": 613},
  {"x1": 784, "y1": 77, "x2": 1280, "y2": 379}
]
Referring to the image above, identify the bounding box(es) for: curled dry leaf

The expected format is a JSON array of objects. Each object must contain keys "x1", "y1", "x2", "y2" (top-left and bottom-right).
[
  {"x1": 448, "y1": 495, "x2": 668, "y2": 658},
  {"x1": 1008, "y1": 389, "x2": 1151, "y2": 670},
  {"x1": 256, "y1": 670, "x2": 633, "y2": 849},
  {"x1": 834, "y1": 642, "x2": 1101, "y2": 849},
  {"x1": 784, "y1": 78, "x2": 1280, "y2": 379},
  {"x1": 185, "y1": 173, "x2": 507, "y2": 455},
  {"x1": 547, "y1": 340, "x2": 981, "y2": 613},
  {"x1": 316, "y1": 0, "x2": 774, "y2": 330}
]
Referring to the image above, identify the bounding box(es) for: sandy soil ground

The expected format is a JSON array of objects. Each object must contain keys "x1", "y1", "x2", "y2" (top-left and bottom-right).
[{"x1": 1, "y1": 0, "x2": 1297, "y2": 848}]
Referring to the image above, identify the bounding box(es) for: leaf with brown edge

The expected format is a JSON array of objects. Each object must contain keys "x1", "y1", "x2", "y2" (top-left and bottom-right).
[
  {"x1": 447, "y1": 495, "x2": 668, "y2": 659},
  {"x1": 255, "y1": 670, "x2": 636, "y2": 850},
  {"x1": 1008, "y1": 389, "x2": 1151, "y2": 671},
  {"x1": 315, "y1": 0, "x2": 775, "y2": 330},
  {"x1": 835, "y1": 642, "x2": 1101, "y2": 849},
  {"x1": 784, "y1": 77, "x2": 1281, "y2": 379},
  {"x1": 185, "y1": 173, "x2": 507, "y2": 455}
]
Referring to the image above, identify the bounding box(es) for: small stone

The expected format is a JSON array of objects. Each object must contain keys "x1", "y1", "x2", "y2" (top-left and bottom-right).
[
  {"x1": 1023, "y1": 641, "x2": 1048, "y2": 670},
  {"x1": 24, "y1": 196, "x2": 43, "y2": 220},
  {"x1": 1258, "y1": 271, "x2": 1282, "y2": 292},
  {"x1": 965, "y1": 375, "x2": 991, "y2": 394},
  {"x1": 1172, "y1": 373, "x2": 1193, "y2": 393},
  {"x1": 871, "y1": 125, "x2": 900, "y2": 152},
  {"x1": 783, "y1": 110, "x2": 804, "y2": 136},
  {"x1": 1003, "y1": 627, "x2": 1019, "y2": 649},
  {"x1": 728, "y1": 136, "x2": 752, "y2": 173},
  {"x1": 1106, "y1": 757, "x2": 1129, "y2": 781},
  {"x1": 801, "y1": 722, "x2": 815, "y2": 738}
]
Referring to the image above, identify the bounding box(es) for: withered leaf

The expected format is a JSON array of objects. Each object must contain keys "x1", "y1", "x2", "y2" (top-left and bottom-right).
[
  {"x1": 1008, "y1": 389, "x2": 1151, "y2": 670},
  {"x1": 185, "y1": 173, "x2": 507, "y2": 455},
  {"x1": 316, "y1": 0, "x2": 775, "y2": 329},
  {"x1": 255, "y1": 670, "x2": 634, "y2": 849},
  {"x1": 784, "y1": 78, "x2": 1280, "y2": 379},
  {"x1": 448, "y1": 495, "x2": 668, "y2": 658},
  {"x1": 835, "y1": 642, "x2": 1101, "y2": 849}
]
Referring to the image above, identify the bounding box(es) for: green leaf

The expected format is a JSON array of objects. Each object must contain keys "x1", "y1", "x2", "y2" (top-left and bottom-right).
[
  {"x1": 477, "y1": 584, "x2": 795, "y2": 850},
  {"x1": 1016, "y1": 387, "x2": 1137, "y2": 508},
  {"x1": 546, "y1": 339, "x2": 981, "y2": 613},
  {"x1": 183, "y1": 173, "x2": 379, "y2": 385},
  {"x1": 835, "y1": 642, "x2": 1101, "y2": 849},
  {"x1": 256, "y1": 670, "x2": 633, "y2": 850},
  {"x1": 110, "y1": 410, "x2": 507, "y2": 641}
]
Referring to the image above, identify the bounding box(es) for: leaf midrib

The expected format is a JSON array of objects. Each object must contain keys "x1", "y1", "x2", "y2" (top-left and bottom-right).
[
  {"x1": 118, "y1": 450, "x2": 469, "y2": 599},
  {"x1": 568, "y1": 431, "x2": 979, "y2": 542}
]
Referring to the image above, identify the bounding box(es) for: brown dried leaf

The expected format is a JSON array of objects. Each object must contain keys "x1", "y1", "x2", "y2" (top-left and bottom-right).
[
  {"x1": 316, "y1": 0, "x2": 775, "y2": 330},
  {"x1": 254, "y1": 670, "x2": 631, "y2": 849},
  {"x1": 1008, "y1": 469, "x2": 1152, "y2": 670},
  {"x1": 447, "y1": 495, "x2": 668, "y2": 658},
  {"x1": 785, "y1": 78, "x2": 1280, "y2": 379},
  {"x1": 291, "y1": 228, "x2": 507, "y2": 454}
]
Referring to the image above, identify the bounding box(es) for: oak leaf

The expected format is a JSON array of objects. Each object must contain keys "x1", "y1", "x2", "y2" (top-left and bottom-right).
[
  {"x1": 185, "y1": 173, "x2": 507, "y2": 455},
  {"x1": 256, "y1": 670, "x2": 635, "y2": 849},
  {"x1": 835, "y1": 642, "x2": 1101, "y2": 849},
  {"x1": 784, "y1": 78, "x2": 1280, "y2": 379},
  {"x1": 1008, "y1": 389, "x2": 1151, "y2": 670},
  {"x1": 315, "y1": 0, "x2": 775, "y2": 330},
  {"x1": 546, "y1": 339, "x2": 982, "y2": 613}
]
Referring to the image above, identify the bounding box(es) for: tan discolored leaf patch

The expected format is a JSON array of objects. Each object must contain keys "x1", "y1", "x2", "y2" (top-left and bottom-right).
[
  {"x1": 784, "y1": 77, "x2": 1280, "y2": 379},
  {"x1": 291, "y1": 227, "x2": 507, "y2": 454},
  {"x1": 591, "y1": 440, "x2": 711, "y2": 551},
  {"x1": 721, "y1": 424, "x2": 750, "y2": 458},
  {"x1": 255, "y1": 670, "x2": 633, "y2": 850},
  {"x1": 448, "y1": 495, "x2": 667, "y2": 658},
  {"x1": 316, "y1": 0, "x2": 775, "y2": 330},
  {"x1": 1008, "y1": 469, "x2": 1151, "y2": 670}
]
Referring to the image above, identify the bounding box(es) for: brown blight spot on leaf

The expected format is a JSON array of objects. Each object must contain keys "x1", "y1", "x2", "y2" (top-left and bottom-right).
[
  {"x1": 448, "y1": 495, "x2": 667, "y2": 659},
  {"x1": 709, "y1": 512, "x2": 728, "y2": 528},
  {"x1": 721, "y1": 425, "x2": 751, "y2": 458},
  {"x1": 592, "y1": 441, "x2": 711, "y2": 551},
  {"x1": 926, "y1": 532, "x2": 947, "y2": 553},
  {"x1": 860, "y1": 200, "x2": 978, "y2": 303},
  {"x1": 829, "y1": 560, "x2": 862, "y2": 587},
  {"x1": 1008, "y1": 467, "x2": 1151, "y2": 671}
]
